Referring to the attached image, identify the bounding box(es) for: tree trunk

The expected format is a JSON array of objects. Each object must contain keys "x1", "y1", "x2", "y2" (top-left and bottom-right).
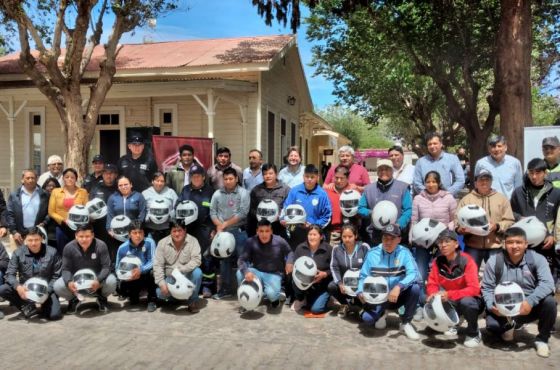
[
  {"x1": 62, "y1": 97, "x2": 95, "y2": 180},
  {"x1": 496, "y1": 0, "x2": 532, "y2": 161},
  {"x1": 465, "y1": 125, "x2": 492, "y2": 186}
]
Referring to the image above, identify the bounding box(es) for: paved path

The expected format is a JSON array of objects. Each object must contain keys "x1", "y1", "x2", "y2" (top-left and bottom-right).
[{"x1": 0, "y1": 295, "x2": 558, "y2": 369}]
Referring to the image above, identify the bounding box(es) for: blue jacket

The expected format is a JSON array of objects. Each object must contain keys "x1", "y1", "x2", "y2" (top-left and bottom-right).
[
  {"x1": 106, "y1": 191, "x2": 147, "y2": 230},
  {"x1": 357, "y1": 244, "x2": 418, "y2": 293},
  {"x1": 115, "y1": 237, "x2": 156, "y2": 274},
  {"x1": 282, "y1": 184, "x2": 332, "y2": 228}
]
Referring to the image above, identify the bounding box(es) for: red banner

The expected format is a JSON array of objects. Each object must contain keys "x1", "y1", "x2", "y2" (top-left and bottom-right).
[{"x1": 151, "y1": 135, "x2": 214, "y2": 173}]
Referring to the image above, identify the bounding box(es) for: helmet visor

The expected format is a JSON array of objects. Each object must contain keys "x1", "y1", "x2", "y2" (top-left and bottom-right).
[
  {"x1": 112, "y1": 226, "x2": 129, "y2": 235},
  {"x1": 69, "y1": 213, "x2": 89, "y2": 223},
  {"x1": 257, "y1": 208, "x2": 277, "y2": 217},
  {"x1": 363, "y1": 282, "x2": 388, "y2": 295},
  {"x1": 88, "y1": 201, "x2": 104, "y2": 213},
  {"x1": 295, "y1": 270, "x2": 315, "y2": 285},
  {"x1": 177, "y1": 208, "x2": 195, "y2": 218},
  {"x1": 495, "y1": 292, "x2": 524, "y2": 305},
  {"x1": 74, "y1": 272, "x2": 96, "y2": 283},
  {"x1": 118, "y1": 262, "x2": 139, "y2": 272},
  {"x1": 340, "y1": 199, "x2": 359, "y2": 208},
  {"x1": 27, "y1": 283, "x2": 48, "y2": 296},
  {"x1": 286, "y1": 208, "x2": 304, "y2": 217},
  {"x1": 150, "y1": 207, "x2": 168, "y2": 216},
  {"x1": 467, "y1": 215, "x2": 488, "y2": 227},
  {"x1": 343, "y1": 276, "x2": 358, "y2": 287}
]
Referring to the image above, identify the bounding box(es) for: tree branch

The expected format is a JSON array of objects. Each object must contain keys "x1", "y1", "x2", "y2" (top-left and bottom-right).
[{"x1": 81, "y1": 0, "x2": 108, "y2": 76}]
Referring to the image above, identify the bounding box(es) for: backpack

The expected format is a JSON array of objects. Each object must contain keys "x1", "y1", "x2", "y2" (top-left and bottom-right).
[{"x1": 494, "y1": 249, "x2": 537, "y2": 283}]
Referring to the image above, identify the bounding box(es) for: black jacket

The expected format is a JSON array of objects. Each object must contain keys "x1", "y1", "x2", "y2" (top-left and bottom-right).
[
  {"x1": 61, "y1": 238, "x2": 112, "y2": 285},
  {"x1": 89, "y1": 182, "x2": 118, "y2": 203},
  {"x1": 0, "y1": 189, "x2": 6, "y2": 227},
  {"x1": 0, "y1": 244, "x2": 9, "y2": 273},
  {"x1": 117, "y1": 153, "x2": 158, "y2": 193},
  {"x1": 5, "y1": 244, "x2": 61, "y2": 292},
  {"x1": 291, "y1": 241, "x2": 333, "y2": 289},
  {"x1": 510, "y1": 176, "x2": 560, "y2": 228},
  {"x1": 6, "y1": 186, "x2": 50, "y2": 235},
  {"x1": 249, "y1": 182, "x2": 290, "y2": 218},
  {"x1": 238, "y1": 235, "x2": 293, "y2": 276},
  {"x1": 83, "y1": 173, "x2": 103, "y2": 193}
]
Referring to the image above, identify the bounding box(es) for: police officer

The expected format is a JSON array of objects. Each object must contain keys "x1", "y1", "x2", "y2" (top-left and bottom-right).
[
  {"x1": 83, "y1": 154, "x2": 105, "y2": 192},
  {"x1": 117, "y1": 135, "x2": 158, "y2": 193}
]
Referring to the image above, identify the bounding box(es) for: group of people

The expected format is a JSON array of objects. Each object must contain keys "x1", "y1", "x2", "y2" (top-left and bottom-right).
[{"x1": 0, "y1": 132, "x2": 558, "y2": 358}]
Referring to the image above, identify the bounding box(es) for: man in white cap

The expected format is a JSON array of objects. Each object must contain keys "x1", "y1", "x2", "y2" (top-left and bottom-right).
[{"x1": 38, "y1": 155, "x2": 64, "y2": 187}]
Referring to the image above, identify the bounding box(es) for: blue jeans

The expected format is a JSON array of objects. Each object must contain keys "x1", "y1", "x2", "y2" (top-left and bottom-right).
[
  {"x1": 236, "y1": 268, "x2": 282, "y2": 302},
  {"x1": 218, "y1": 228, "x2": 247, "y2": 294},
  {"x1": 463, "y1": 246, "x2": 500, "y2": 271},
  {"x1": 157, "y1": 267, "x2": 202, "y2": 304},
  {"x1": 413, "y1": 247, "x2": 432, "y2": 304},
  {"x1": 361, "y1": 284, "x2": 421, "y2": 325},
  {"x1": 293, "y1": 283, "x2": 331, "y2": 314}
]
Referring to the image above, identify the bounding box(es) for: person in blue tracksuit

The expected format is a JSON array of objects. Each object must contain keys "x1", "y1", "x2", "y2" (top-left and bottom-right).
[
  {"x1": 115, "y1": 221, "x2": 157, "y2": 312},
  {"x1": 356, "y1": 224, "x2": 421, "y2": 340}
]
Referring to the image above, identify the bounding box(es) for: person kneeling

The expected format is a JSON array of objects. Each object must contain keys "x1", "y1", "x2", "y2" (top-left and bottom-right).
[
  {"x1": 115, "y1": 221, "x2": 157, "y2": 312},
  {"x1": 482, "y1": 227, "x2": 556, "y2": 358},
  {"x1": 153, "y1": 221, "x2": 202, "y2": 313},
  {"x1": 426, "y1": 230, "x2": 483, "y2": 347},
  {"x1": 54, "y1": 224, "x2": 117, "y2": 314},
  {"x1": 356, "y1": 224, "x2": 421, "y2": 340},
  {"x1": 236, "y1": 219, "x2": 293, "y2": 313},
  {"x1": 0, "y1": 227, "x2": 62, "y2": 320}
]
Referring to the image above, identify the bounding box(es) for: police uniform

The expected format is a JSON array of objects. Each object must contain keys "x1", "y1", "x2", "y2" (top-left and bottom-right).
[{"x1": 117, "y1": 136, "x2": 158, "y2": 193}]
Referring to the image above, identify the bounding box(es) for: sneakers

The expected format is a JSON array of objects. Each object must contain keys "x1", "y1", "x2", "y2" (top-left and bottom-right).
[
  {"x1": 444, "y1": 327, "x2": 458, "y2": 337},
  {"x1": 212, "y1": 291, "x2": 232, "y2": 300},
  {"x1": 464, "y1": 331, "x2": 482, "y2": 348},
  {"x1": 21, "y1": 303, "x2": 39, "y2": 319},
  {"x1": 535, "y1": 341, "x2": 550, "y2": 358},
  {"x1": 291, "y1": 299, "x2": 305, "y2": 312},
  {"x1": 66, "y1": 298, "x2": 81, "y2": 315},
  {"x1": 375, "y1": 312, "x2": 387, "y2": 330},
  {"x1": 337, "y1": 304, "x2": 349, "y2": 318},
  {"x1": 501, "y1": 327, "x2": 514, "y2": 342},
  {"x1": 279, "y1": 291, "x2": 287, "y2": 302},
  {"x1": 97, "y1": 296, "x2": 109, "y2": 313},
  {"x1": 400, "y1": 322, "x2": 420, "y2": 340},
  {"x1": 147, "y1": 302, "x2": 157, "y2": 313},
  {"x1": 270, "y1": 300, "x2": 280, "y2": 309},
  {"x1": 202, "y1": 287, "x2": 213, "y2": 299},
  {"x1": 413, "y1": 306, "x2": 424, "y2": 322},
  {"x1": 238, "y1": 306, "x2": 248, "y2": 314}
]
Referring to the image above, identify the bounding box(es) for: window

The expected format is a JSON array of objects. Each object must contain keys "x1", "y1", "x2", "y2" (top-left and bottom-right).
[
  {"x1": 281, "y1": 118, "x2": 287, "y2": 161},
  {"x1": 268, "y1": 111, "x2": 275, "y2": 164},
  {"x1": 27, "y1": 110, "x2": 44, "y2": 174},
  {"x1": 291, "y1": 123, "x2": 296, "y2": 146},
  {"x1": 97, "y1": 113, "x2": 119, "y2": 125},
  {"x1": 153, "y1": 104, "x2": 177, "y2": 136},
  {"x1": 163, "y1": 111, "x2": 173, "y2": 124}
]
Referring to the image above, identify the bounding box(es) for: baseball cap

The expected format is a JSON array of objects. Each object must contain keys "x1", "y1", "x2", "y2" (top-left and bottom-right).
[
  {"x1": 542, "y1": 136, "x2": 560, "y2": 148},
  {"x1": 103, "y1": 163, "x2": 118, "y2": 173},
  {"x1": 92, "y1": 154, "x2": 104, "y2": 163},
  {"x1": 47, "y1": 155, "x2": 63, "y2": 165},
  {"x1": 437, "y1": 229, "x2": 458, "y2": 242},
  {"x1": 475, "y1": 169, "x2": 493, "y2": 180},
  {"x1": 189, "y1": 165, "x2": 205, "y2": 176},
  {"x1": 128, "y1": 135, "x2": 144, "y2": 144},
  {"x1": 377, "y1": 159, "x2": 393, "y2": 169},
  {"x1": 381, "y1": 224, "x2": 401, "y2": 237}
]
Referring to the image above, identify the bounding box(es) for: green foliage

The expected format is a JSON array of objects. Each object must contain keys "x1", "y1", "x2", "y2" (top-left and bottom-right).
[
  {"x1": 533, "y1": 89, "x2": 560, "y2": 126},
  {"x1": 317, "y1": 105, "x2": 393, "y2": 148}
]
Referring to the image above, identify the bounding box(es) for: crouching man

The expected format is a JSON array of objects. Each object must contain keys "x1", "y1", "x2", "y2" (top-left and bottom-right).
[
  {"x1": 482, "y1": 227, "x2": 556, "y2": 358},
  {"x1": 153, "y1": 221, "x2": 202, "y2": 313},
  {"x1": 0, "y1": 227, "x2": 62, "y2": 320},
  {"x1": 54, "y1": 224, "x2": 117, "y2": 314}
]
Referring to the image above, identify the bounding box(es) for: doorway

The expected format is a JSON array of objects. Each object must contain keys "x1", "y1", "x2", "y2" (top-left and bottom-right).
[{"x1": 99, "y1": 130, "x2": 121, "y2": 165}]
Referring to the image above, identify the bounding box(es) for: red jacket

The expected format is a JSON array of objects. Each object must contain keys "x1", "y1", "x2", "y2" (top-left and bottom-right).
[
  {"x1": 426, "y1": 252, "x2": 480, "y2": 301},
  {"x1": 325, "y1": 186, "x2": 349, "y2": 227}
]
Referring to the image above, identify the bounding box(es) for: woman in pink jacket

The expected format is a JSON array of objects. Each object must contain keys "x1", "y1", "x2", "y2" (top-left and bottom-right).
[{"x1": 410, "y1": 171, "x2": 457, "y2": 312}]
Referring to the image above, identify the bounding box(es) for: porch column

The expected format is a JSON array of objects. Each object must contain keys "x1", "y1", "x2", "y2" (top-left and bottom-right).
[
  {"x1": 0, "y1": 96, "x2": 27, "y2": 189},
  {"x1": 192, "y1": 89, "x2": 220, "y2": 139}
]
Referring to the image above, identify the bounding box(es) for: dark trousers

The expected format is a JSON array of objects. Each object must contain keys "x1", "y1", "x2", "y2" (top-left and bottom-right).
[
  {"x1": 327, "y1": 280, "x2": 355, "y2": 306},
  {"x1": 449, "y1": 296, "x2": 483, "y2": 336},
  {"x1": 286, "y1": 224, "x2": 308, "y2": 251},
  {"x1": 361, "y1": 284, "x2": 420, "y2": 325},
  {"x1": 0, "y1": 284, "x2": 61, "y2": 320},
  {"x1": 486, "y1": 295, "x2": 557, "y2": 343},
  {"x1": 117, "y1": 274, "x2": 157, "y2": 302},
  {"x1": 55, "y1": 224, "x2": 75, "y2": 255}
]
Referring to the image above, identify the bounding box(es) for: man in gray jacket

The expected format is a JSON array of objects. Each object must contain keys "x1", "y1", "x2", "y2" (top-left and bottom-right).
[
  {"x1": 481, "y1": 227, "x2": 556, "y2": 358},
  {"x1": 153, "y1": 221, "x2": 202, "y2": 313}
]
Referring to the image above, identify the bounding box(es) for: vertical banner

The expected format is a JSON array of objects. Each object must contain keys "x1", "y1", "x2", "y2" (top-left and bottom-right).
[{"x1": 151, "y1": 135, "x2": 214, "y2": 173}]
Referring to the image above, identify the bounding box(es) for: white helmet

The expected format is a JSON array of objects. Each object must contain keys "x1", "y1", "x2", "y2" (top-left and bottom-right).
[
  {"x1": 175, "y1": 200, "x2": 198, "y2": 226},
  {"x1": 284, "y1": 204, "x2": 306, "y2": 225},
  {"x1": 494, "y1": 281, "x2": 525, "y2": 317},
  {"x1": 362, "y1": 276, "x2": 389, "y2": 304},
  {"x1": 24, "y1": 277, "x2": 49, "y2": 304},
  {"x1": 371, "y1": 200, "x2": 398, "y2": 230},
  {"x1": 339, "y1": 190, "x2": 361, "y2": 218},
  {"x1": 423, "y1": 294, "x2": 460, "y2": 333},
  {"x1": 116, "y1": 255, "x2": 143, "y2": 281},
  {"x1": 237, "y1": 277, "x2": 264, "y2": 311},
  {"x1": 292, "y1": 256, "x2": 317, "y2": 291},
  {"x1": 511, "y1": 216, "x2": 547, "y2": 248},
  {"x1": 342, "y1": 268, "x2": 360, "y2": 297},
  {"x1": 457, "y1": 204, "x2": 490, "y2": 236},
  {"x1": 411, "y1": 218, "x2": 447, "y2": 249},
  {"x1": 110, "y1": 215, "x2": 132, "y2": 242},
  {"x1": 210, "y1": 231, "x2": 236, "y2": 258},
  {"x1": 167, "y1": 268, "x2": 195, "y2": 300},
  {"x1": 147, "y1": 196, "x2": 170, "y2": 225},
  {"x1": 66, "y1": 205, "x2": 90, "y2": 231},
  {"x1": 86, "y1": 198, "x2": 107, "y2": 220},
  {"x1": 73, "y1": 268, "x2": 97, "y2": 295},
  {"x1": 256, "y1": 199, "x2": 279, "y2": 223}
]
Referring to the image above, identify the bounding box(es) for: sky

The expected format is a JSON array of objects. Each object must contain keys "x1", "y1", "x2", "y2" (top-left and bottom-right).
[{"x1": 119, "y1": 0, "x2": 336, "y2": 109}]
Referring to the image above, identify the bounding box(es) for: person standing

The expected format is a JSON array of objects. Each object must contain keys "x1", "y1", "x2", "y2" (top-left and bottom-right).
[
  {"x1": 243, "y1": 149, "x2": 264, "y2": 192},
  {"x1": 389, "y1": 146, "x2": 415, "y2": 186},
  {"x1": 541, "y1": 136, "x2": 560, "y2": 188},
  {"x1": 117, "y1": 135, "x2": 158, "y2": 193},
  {"x1": 83, "y1": 155, "x2": 105, "y2": 193},
  {"x1": 278, "y1": 146, "x2": 305, "y2": 188},
  {"x1": 207, "y1": 147, "x2": 243, "y2": 190},
  {"x1": 38, "y1": 155, "x2": 64, "y2": 187},
  {"x1": 323, "y1": 146, "x2": 370, "y2": 192},
  {"x1": 142, "y1": 172, "x2": 177, "y2": 244},
  {"x1": 165, "y1": 144, "x2": 201, "y2": 195}
]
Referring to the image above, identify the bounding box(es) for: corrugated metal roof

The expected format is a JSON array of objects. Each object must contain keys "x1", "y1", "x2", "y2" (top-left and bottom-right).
[{"x1": 0, "y1": 35, "x2": 294, "y2": 75}]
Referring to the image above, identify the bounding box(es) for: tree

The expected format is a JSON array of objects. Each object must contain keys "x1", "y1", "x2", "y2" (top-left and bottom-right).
[{"x1": 0, "y1": 1, "x2": 178, "y2": 177}]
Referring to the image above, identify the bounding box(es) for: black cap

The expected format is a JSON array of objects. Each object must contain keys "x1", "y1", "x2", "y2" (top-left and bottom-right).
[
  {"x1": 437, "y1": 229, "x2": 458, "y2": 242},
  {"x1": 542, "y1": 136, "x2": 560, "y2": 148},
  {"x1": 92, "y1": 154, "x2": 104, "y2": 163},
  {"x1": 128, "y1": 135, "x2": 144, "y2": 144},
  {"x1": 189, "y1": 165, "x2": 205, "y2": 176},
  {"x1": 381, "y1": 224, "x2": 401, "y2": 237},
  {"x1": 103, "y1": 163, "x2": 118, "y2": 173}
]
